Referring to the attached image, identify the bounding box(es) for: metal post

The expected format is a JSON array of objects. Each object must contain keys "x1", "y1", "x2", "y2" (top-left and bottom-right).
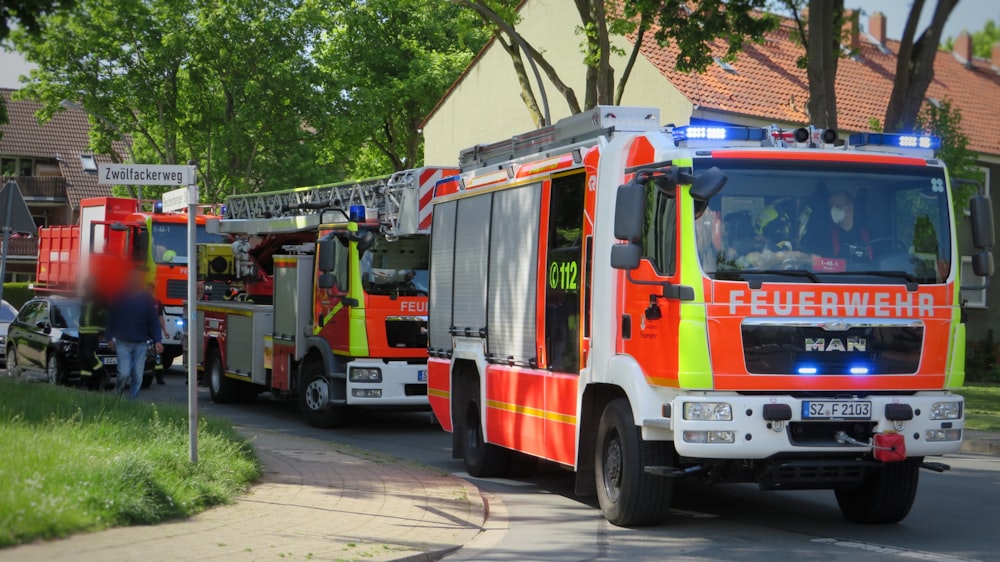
[
  {"x1": 186, "y1": 162, "x2": 199, "y2": 464},
  {"x1": 0, "y1": 184, "x2": 13, "y2": 303}
]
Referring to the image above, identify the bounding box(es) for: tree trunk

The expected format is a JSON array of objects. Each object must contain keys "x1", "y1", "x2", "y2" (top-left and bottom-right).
[
  {"x1": 497, "y1": 32, "x2": 544, "y2": 128},
  {"x1": 592, "y1": 0, "x2": 613, "y2": 106},
  {"x1": 884, "y1": 0, "x2": 958, "y2": 132},
  {"x1": 805, "y1": 0, "x2": 838, "y2": 130},
  {"x1": 616, "y1": 13, "x2": 651, "y2": 105}
]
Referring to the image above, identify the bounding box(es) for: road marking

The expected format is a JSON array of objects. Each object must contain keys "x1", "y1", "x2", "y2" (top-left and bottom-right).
[
  {"x1": 812, "y1": 538, "x2": 980, "y2": 562},
  {"x1": 451, "y1": 471, "x2": 536, "y2": 487}
]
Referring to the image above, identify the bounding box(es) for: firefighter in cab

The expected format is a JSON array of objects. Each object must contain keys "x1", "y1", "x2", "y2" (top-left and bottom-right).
[{"x1": 79, "y1": 278, "x2": 109, "y2": 389}]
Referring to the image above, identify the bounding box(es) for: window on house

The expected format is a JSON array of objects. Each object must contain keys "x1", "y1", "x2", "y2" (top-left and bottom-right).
[
  {"x1": 961, "y1": 256, "x2": 987, "y2": 309},
  {"x1": 80, "y1": 154, "x2": 98, "y2": 173},
  {"x1": 18, "y1": 159, "x2": 33, "y2": 176},
  {"x1": 1, "y1": 158, "x2": 15, "y2": 176}
]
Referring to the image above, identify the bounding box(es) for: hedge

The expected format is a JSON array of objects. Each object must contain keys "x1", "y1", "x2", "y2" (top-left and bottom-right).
[{"x1": 1, "y1": 283, "x2": 35, "y2": 309}]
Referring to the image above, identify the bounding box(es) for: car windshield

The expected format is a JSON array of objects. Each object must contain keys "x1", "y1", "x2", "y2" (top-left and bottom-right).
[
  {"x1": 151, "y1": 223, "x2": 226, "y2": 264},
  {"x1": 360, "y1": 235, "x2": 429, "y2": 297},
  {"x1": 0, "y1": 301, "x2": 16, "y2": 323},
  {"x1": 51, "y1": 303, "x2": 80, "y2": 329},
  {"x1": 693, "y1": 159, "x2": 952, "y2": 285}
]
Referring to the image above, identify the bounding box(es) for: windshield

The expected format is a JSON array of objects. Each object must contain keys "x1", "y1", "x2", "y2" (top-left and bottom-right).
[
  {"x1": 152, "y1": 223, "x2": 227, "y2": 264},
  {"x1": 0, "y1": 301, "x2": 16, "y2": 323},
  {"x1": 52, "y1": 303, "x2": 80, "y2": 329},
  {"x1": 694, "y1": 160, "x2": 951, "y2": 285},
  {"x1": 360, "y1": 235, "x2": 429, "y2": 297}
]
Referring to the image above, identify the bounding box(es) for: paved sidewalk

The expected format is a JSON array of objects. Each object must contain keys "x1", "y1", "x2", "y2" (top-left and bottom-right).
[
  {"x1": 1, "y1": 430, "x2": 486, "y2": 562},
  {"x1": 961, "y1": 429, "x2": 1000, "y2": 456}
]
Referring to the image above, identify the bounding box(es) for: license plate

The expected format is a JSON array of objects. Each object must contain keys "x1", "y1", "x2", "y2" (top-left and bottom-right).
[
  {"x1": 101, "y1": 357, "x2": 118, "y2": 366},
  {"x1": 803, "y1": 400, "x2": 871, "y2": 420},
  {"x1": 417, "y1": 370, "x2": 428, "y2": 382}
]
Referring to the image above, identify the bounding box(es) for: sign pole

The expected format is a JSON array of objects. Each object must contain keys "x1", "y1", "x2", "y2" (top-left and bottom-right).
[{"x1": 186, "y1": 161, "x2": 199, "y2": 464}]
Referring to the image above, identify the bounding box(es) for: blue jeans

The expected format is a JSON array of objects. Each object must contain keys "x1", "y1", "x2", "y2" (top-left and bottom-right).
[{"x1": 115, "y1": 340, "x2": 148, "y2": 400}]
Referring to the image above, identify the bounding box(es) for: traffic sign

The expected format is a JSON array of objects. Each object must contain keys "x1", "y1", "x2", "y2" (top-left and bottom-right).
[
  {"x1": 98, "y1": 163, "x2": 192, "y2": 186},
  {"x1": 162, "y1": 186, "x2": 192, "y2": 212},
  {"x1": 0, "y1": 180, "x2": 37, "y2": 234}
]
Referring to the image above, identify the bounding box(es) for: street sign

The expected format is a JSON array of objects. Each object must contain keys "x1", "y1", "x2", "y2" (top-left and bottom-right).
[
  {"x1": 162, "y1": 186, "x2": 191, "y2": 212},
  {"x1": 0, "y1": 180, "x2": 37, "y2": 235},
  {"x1": 98, "y1": 163, "x2": 192, "y2": 186}
]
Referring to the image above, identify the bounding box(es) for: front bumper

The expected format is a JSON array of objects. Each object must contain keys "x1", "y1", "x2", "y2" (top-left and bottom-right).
[
  {"x1": 344, "y1": 360, "x2": 429, "y2": 406},
  {"x1": 651, "y1": 392, "x2": 963, "y2": 459}
]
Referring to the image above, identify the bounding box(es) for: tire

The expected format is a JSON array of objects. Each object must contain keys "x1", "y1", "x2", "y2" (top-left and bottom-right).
[
  {"x1": 160, "y1": 353, "x2": 175, "y2": 370},
  {"x1": 595, "y1": 398, "x2": 673, "y2": 527},
  {"x1": 206, "y1": 348, "x2": 240, "y2": 403},
  {"x1": 297, "y1": 361, "x2": 348, "y2": 428},
  {"x1": 46, "y1": 354, "x2": 63, "y2": 385},
  {"x1": 835, "y1": 459, "x2": 921, "y2": 524},
  {"x1": 141, "y1": 372, "x2": 153, "y2": 389},
  {"x1": 6, "y1": 346, "x2": 20, "y2": 378},
  {"x1": 461, "y1": 378, "x2": 509, "y2": 477}
]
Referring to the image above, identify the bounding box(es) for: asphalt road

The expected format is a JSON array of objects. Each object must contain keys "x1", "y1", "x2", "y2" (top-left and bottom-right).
[{"x1": 45, "y1": 368, "x2": 1000, "y2": 561}]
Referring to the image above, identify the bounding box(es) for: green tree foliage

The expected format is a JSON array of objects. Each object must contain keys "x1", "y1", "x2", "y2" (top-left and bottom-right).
[
  {"x1": 915, "y1": 99, "x2": 984, "y2": 215},
  {"x1": 11, "y1": 0, "x2": 337, "y2": 200},
  {"x1": 0, "y1": 0, "x2": 74, "y2": 40},
  {"x1": 945, "y1": 20, "x2": 1000, "y2": 57},
  {"x1": 312, "y1": 0, "x2": 488, "y2": 177},
  {"x1": 459, "y1": 0, "x2": 776, "y2": 124}
]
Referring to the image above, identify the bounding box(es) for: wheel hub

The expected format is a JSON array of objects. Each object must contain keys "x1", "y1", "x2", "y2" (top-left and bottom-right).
[
  {"x1": 304, "y1": 378, "x2": 329, "y2": 411},
  {"x1": 604, "y1": 432, "x2": 623, "y2": 499}
]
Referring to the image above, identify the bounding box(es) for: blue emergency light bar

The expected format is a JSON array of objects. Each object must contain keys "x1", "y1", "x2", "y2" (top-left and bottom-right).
[
  {"x1": 349, "y1": 205, "x2": 366, "y2": 222},
  {"x1": 848, "y1": 132, "x2": 941, "y2": 150},
  {"x1": 673, "y1": 125, "x2": 768, "y2": 143}
]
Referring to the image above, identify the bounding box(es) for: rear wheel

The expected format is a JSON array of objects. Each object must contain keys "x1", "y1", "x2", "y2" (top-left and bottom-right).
[
  {"x1": 6, "y1": 346, "x2": 20, "y2": 378},
  {"x1": 298, "y1": 361, "x2": 348, "y2": 428},
  {"x1": 206, "y1": 348, "x2": 240, "y2": 403},
  {"x1": 595, "y1": 398, "x2": 673, "y2": 527},
  {"x1": 461, "y1": 378, "x2": 509, "y2": 477},
  {"x1": 835, "y1": 459, "x2": 921, "y2": 524}
]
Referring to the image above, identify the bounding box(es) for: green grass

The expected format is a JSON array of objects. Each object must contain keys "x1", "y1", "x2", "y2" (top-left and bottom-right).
[
  {"x1": 0, "y1": 378, "x2": 259, "y2": 547},
  {"x1": 958, "y1": 383, "x2": 1000, "y2": 432}
]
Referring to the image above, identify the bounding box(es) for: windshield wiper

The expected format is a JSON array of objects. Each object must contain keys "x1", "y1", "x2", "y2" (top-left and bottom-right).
[
  {"x1": 830, "y1": 270, "x2": 921, "y2": 290},
  {"x1": 736, "y1": 269, "x2": 822, "y2": 287}
]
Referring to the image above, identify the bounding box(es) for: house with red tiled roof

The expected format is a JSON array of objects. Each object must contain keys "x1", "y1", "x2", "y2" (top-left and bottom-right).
[
  {"x1": 421, "y1": 0, "x2": 1000, "y2": 339},
  {"x1": 0, "y1": 89, "x2": 117, "y2": 282}
]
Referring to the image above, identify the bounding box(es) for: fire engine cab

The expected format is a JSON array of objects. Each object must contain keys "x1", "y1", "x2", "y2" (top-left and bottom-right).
[{"x1": 426, "y1": 107, "x2": 993, "y2": 526}]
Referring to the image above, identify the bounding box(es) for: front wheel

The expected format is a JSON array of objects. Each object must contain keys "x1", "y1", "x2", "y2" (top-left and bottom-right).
[
  {"x1": 6, "y1": 346, "x2": 20, "y2": 378},
  {"x1": 46, "y1": 354, "x2": 63, "y2": 385},
  {"x1": 835, "y1": 459, "x2": 921, "y2": 524},
  {"x1": 595, "y1": 398, "x2": 673, "y2": 527},
  {"x1": 297, "y1": 361, "x2": 348, "y2": 428}
]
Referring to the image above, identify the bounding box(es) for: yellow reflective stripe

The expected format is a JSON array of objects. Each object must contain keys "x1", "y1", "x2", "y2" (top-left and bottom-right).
[
  {"x1": 428, "y1": 388, "x2": 449, "y2": 399},
  {"x1": 313, "y1": 302, "x2": 344, "y2": 335},
  {"x1": 486, "y1": 399, "x2": 576, "y2": 424}
]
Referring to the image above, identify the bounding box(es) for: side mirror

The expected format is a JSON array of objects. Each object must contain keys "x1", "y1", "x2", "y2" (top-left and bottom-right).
[
  {"x1": 357, "y1": 231, "x2": 376, "y2": 255},
  {"x1": 687, "y1": 166, "x2": 728, "y2": 202},
  {"x1": 318, "y1": 273, "x2": 336, "y2": 289},
  {"x1": 614, "y1": 180, "x2": 645, "y2": 243},
  {"x1": 970, "y1": 195, "x2": 994, "y2": 250},
  {"x1": 972, "y1": 250, "x2": 994, "y2": 277},
  {"x1": 317, "y1": 239, "x2": 336, "y2": 272},
  {"x1": 36, "y1": 321, "x2": 51, "y2": 334},
  {"x1": 610, "y1": 244, "x2": 642, "y2": 270},
  {"x1": 110, "y1": 222, "x2": 129, "y2": 232},
  {"x1": 137, "y1": 229, "x2": 150, "y2": 260}
]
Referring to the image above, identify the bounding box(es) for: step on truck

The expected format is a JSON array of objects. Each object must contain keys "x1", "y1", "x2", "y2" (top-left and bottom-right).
[
  {"x1": 195, "y1": 168, "x2": 455, "y2": 427},
  {"x1": 426, "y1": 106, "x2": 994, "y2": 526}
]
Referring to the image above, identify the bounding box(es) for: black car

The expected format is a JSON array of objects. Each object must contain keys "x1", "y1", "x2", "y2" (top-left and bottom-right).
[{"x1": 5, "y1": 296, "x2": 155, "y2": 389}]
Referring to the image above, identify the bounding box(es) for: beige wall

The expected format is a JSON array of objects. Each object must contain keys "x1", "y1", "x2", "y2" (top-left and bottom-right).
[{"x1": 422, "y1": 0, "x2": 693, "y2": 166}]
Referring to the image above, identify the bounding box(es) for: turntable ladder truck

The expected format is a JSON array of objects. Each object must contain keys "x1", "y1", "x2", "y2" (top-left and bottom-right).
[{"x1": 196, "y1": 167, "x2": 454, "y2": 427}]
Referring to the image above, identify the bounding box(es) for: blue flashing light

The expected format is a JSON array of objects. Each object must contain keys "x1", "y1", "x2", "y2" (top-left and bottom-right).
[
  {"x1": 673, "y1": 125, "x2": 767, "y2": 144},
  {"x1": 175, "y1": 319, "x2": 185, "y2": 326},
  {"x1": 848, "y1": 132, "x2": 941, "y2": 150},
  {"x1": 153, "y1": 201, "x2": 163, "y2": 214},
  {"x1": 219, "y1": 204, "x2": 227, "y2": 217},
  {"x1": 797, "y1": 366, "x2": 818, "y2": 375},
  {"x1": 349, "y1": 205, "x2": 366, "y2": 222},
  {"x1": 849, "y1": 366, "x2": 870, "y2": 375}
]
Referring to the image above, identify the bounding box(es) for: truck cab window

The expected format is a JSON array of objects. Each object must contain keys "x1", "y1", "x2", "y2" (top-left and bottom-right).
[
  {"x1": 545, "y1": 174, "x2": 585, "y2": 373},
  {"x1": 642, "y1": 188, "x2": 677, "y2": 276}
]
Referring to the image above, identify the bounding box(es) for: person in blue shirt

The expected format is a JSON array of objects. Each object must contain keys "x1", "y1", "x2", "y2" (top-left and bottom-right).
[{"x1": 107, "y1": 269, "x2": 163, "y2": 399}]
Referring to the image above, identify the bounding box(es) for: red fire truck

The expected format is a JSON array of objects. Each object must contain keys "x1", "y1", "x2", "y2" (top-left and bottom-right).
[
  {"x1": 195, "y1": 168, "x2": 454, "y2": 427},
  {"x1": 426, "y1": 107, "x2": 993, "y2": 526},
  {"x1": 35, "y1": 197, "x2": 225, "y2": 368}
]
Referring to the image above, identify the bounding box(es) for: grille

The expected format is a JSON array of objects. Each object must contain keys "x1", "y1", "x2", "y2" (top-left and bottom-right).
[
  {"x1": 386, "y1": 318, "x2": 427, "y2": 348},
  {"x1": 758, "y1": 459, "x2": 871, "y2": 490},
  {"x1": 166, "y1": 279, "x2": 187, "y2": 300},
  {"x1": 742, "y1": 324, "x2": 922, "y2": 375}
]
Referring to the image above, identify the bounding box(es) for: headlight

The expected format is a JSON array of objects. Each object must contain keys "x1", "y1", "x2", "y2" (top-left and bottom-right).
[
  {"x1": 349, "y1": 367, "x2": 382, "y2": 383},
  {"x1": 683, "y1": 402, "x2": 733, "y2": 421},
  {"x1": 930, "y1": 401, "x2": 962, "y2": 420}
]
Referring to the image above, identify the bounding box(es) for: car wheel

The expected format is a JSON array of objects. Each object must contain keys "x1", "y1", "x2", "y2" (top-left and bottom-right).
[
  {"x1": 46, "y1": 354, "x2": 62, "y2": 385},
  {"x1": 297, "y1": 361, "x2": 348, "y2": 428},
  {"x1": 207, "y1": 347, "x2": 242, "y2": 403},
  {"x1": 6, "y1": 345, "x2": 20, "y2": 378}
]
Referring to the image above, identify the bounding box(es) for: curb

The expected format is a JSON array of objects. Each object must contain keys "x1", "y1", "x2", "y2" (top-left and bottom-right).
[
  {"x1": 960, "y1": 433, "x2": 1000, "y2": 456},
  {"x1": 441, "y1": 489, "x2": 511, "y2": 562}
]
